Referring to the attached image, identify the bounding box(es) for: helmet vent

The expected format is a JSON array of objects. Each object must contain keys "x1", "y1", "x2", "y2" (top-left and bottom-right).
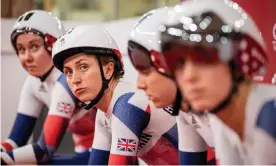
[{"x1": 24, "y1": 12, "x2": 35, "y2": 21}]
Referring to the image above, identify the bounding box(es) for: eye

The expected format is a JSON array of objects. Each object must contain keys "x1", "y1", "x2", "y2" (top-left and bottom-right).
[
  {"x1": 64, "y1": 69, "x2": 73, "y2": 77},
  {"x1": 80, "y1": 65, "x2": 88, "y2": 71},
  {"x1": 140, "y1": 68, "x2": 152, "y2": 75},
  {"x1": 30, "y1": 44, "x2": 40, "y2": 51},
  {"x1": 17, "y1": 47, "x2": 25, "y2": 54}
]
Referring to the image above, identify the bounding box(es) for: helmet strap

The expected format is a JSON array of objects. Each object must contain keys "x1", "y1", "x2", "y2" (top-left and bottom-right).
[{"x1": 171, "y1": 87, "x2": 182, "y2": 116}]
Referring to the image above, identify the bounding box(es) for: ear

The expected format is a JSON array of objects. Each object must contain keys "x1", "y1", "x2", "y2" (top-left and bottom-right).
[{"x1": 103, "y1": 61, "x2": 114, "y2": 80}]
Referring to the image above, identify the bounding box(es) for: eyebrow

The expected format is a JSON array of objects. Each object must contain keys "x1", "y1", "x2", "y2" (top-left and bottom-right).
[
  {"x1": 63, "y1": 66, "x2": 71, "y2": 71},
  {"x1": 75, "y1": 59, "x2": 88, "y2": 65},
  {"x1": 29, "y1": 39, "x2": 43, "y2": 44},
  {"x1": 16, "y1": 39, "x2": 42, "y2": 47},
  {"x1": 63, "y1": 59, "x2": 88, "y2": 69}
]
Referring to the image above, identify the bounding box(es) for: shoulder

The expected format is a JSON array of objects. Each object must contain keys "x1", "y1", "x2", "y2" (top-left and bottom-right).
[
  {"x1": 113, "y1": 91, "x2": 151, "y2": 116},
  {"x1": 22, "y1": 75, "x2": 38, "y2": 88},
  {"x1": 55, "y1": 73, "x2": 78, "y2": 103},
  {"x1": 112, "y1": 91, "x2": 150, "y2": 136},
  {"x1": 256, "y1": 98, "x2": 276, "y2": 139},
  {"x1": 19, "y1": 75, "x2": 40, "y2": 96}
]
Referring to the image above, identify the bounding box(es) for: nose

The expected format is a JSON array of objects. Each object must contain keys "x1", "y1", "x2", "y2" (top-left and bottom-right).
[
  {"x1": 23, "y1": 50, "x2": 33, "y2": 62},
  {"x1": 136, "y1": 73, "x2": 147, "y2": 90},
  {"x1": 178, "y1": 61, "x2": 199, "y2": 84},
  {"x1": 71, "y1": 71, "x2": 82, "y2": 85}
]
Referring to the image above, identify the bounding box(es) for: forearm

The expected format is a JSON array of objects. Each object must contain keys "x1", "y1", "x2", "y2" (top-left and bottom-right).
[{"x1": 1, "y1": 113, "x2": 37, "y2": 151}]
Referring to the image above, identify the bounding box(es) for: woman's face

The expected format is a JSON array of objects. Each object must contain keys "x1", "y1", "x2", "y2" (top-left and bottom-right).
[
  {"x1": 63, "y1": 53, "x2": 104, "y2": 102},
  {"x1": 136, "y1": 68, "x2": 177, "y2": 108},
  {"x1": 174, "y1": 57, "x2": 233, "y2": 112},
  {"x1": 16, "y1": 34, "x2": 53, "y2": 77}
]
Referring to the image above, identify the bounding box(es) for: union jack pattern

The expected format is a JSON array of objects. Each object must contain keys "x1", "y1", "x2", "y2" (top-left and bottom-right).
[{"x1": 117, "y1": 138, "x2": 137, "y2": 152}]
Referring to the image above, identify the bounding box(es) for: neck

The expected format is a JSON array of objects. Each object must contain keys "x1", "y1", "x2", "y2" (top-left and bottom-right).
[
  {"x1": 95, "y1": 78, "x2": 119, "y2": 113},
  {"x1": 39, "y1": 65, "x2": 54, "y2": 82},
  {"x1": 215, "y1": 80, "x2": 252, "y2": 140}
]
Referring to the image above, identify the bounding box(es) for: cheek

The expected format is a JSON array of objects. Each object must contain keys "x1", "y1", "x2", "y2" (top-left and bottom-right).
[
  {"x1": 162, "y1": 79, "x2": 177, "y2": 103},
  {"x1": 85, "y1": 66, "x2": 102, "y2": 90},
  {"x1": 204, "y1": 65, "x2": 232, "y2": 100},
  {"x1": 146, "y1": 74, "x2": 157, "y2": 90},
  {"x1": 66, "y1": 76, "x2": 75, "y2": 92},
  {"x1": 146, "y1": 73, "x2": 163, "y2": 95},
  {"x1": 33, "y1": 48, "x2": 51, "y2": 63}
]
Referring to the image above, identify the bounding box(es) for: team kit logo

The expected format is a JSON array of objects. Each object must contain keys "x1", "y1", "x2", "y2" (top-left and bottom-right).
[
  {"x1": 57, "y1": 102, "x2": 73, "y2": 115},
  {"x1": 117, "y1": 138, "x2": 137, "y2": 152}
]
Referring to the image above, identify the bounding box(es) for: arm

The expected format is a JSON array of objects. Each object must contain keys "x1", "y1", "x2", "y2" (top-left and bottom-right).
[
  {"x1": 177, "y1": 112, "x2": 209, "y2": 165},
  {"x1": 1, "y1": 77, "x2": 43, "y2": 151},
  {"x1": 88, "y1": 111, "x2": 111, "y2": 165},
  {"x1": 1, "y1": 77, "x2": 76, "y2": 164},
  {"x1": 109, "y1": 93, "x2": 150, "y2": 165}
]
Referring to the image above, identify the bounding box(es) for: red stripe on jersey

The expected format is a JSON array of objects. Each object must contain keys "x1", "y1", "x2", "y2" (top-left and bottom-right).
[
  {"x1": 73, "y1": 132, "x2": 94, "y2": 150},
  {"x1": 67, "y1": 112, "x2": 95, "y2": 134},
  {"x1": 140, "y1": 137, "x2": 179, "y2": 165},
  {"x1": 145, "y1": 105, "x2": 151, "y2": 113},
  {"x1": 207, "y1": 146, "x2": 215, "y2": 161},
  {"x1": 1, "y1": 142, "x2": 14, "y2": 151},
  {"x1": 43, "y1": 115, "x2": 69, "y2": 148},
  {"x1": 108, "y1": 154, "x2": 137, "y2": 165}
]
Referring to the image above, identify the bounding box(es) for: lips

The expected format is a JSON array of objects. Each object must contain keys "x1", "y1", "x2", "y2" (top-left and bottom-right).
[
  {"x1": 75, "y1": 88, "x2": 86, "y2": 96},
  {"x1": 26, "y1": 66, "x2": 36, "y2": 69},
  {"x1": 186, "y1": 88, "x2": 204, "y2": 101}
]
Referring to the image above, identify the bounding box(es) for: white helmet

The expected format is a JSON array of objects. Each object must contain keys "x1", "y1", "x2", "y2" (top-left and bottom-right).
[
  {"x1": 52, "y1": 25, "x2": 124, "y2": 110},
  {"x1": 11, "y1": 10, "x2": 65, "y2": 53},
  {"x1": 129, "y1": 7, "x2": 173, "y2": 52},
  {"x1": 52, "y1": 25, "x2": 124, "y2": 73},
  {"x1": 128, "y1": 7, "x2": 173, "y2": 77},
  {"x1": 160, "y1": 0, "x2": 268, "y2": 114},
  {"x1": 161, "y1": 0, "x2": 267, "y2": 78}
]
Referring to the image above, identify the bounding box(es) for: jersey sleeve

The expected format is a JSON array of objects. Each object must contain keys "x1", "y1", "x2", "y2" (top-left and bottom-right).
[
  {"x1": 88, "y1": 111, "x2": 111, "y2": 165},
  {"x1": 48, "y1": 74, "x2": 77, "y2": 118},
  {"x1": 253, "y1": 99, "x2": 276, "y2": 164},
  {"x1": 109, "y1": 92, "x2": 150, "y2": 165},
  {"x1": 36, "y1": 74, "x2": 77, "y2": 159},
  {"x1": 177, "y1": 112, "x2": 208, "y2": 165},
  {"x1": 0, "y1": 75, "x2": 78, "y2": 165},
  {"x1": 1, "y1": 77, "x2": 43, "y2": 151}
]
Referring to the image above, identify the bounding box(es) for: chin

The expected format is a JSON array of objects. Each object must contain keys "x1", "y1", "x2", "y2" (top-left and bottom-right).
[
  {"x1": 152, "y1": 100, "x2": 165, "y2": 109},
  {"x1": 77, "y1": 93, "x2": 97, "y2": 103},
  {"x1": 191, "y1": 101, "x2": 214, "y2": 112},
  {"x1": 27, "y1": 71, "x2": 41, "y2": 77},
  {"x1": 156, "y1": 98, "x2": 174, "y2": 109},
  {"x1": 77, "y1": 96, "x2": 91, "y2": 102}
]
